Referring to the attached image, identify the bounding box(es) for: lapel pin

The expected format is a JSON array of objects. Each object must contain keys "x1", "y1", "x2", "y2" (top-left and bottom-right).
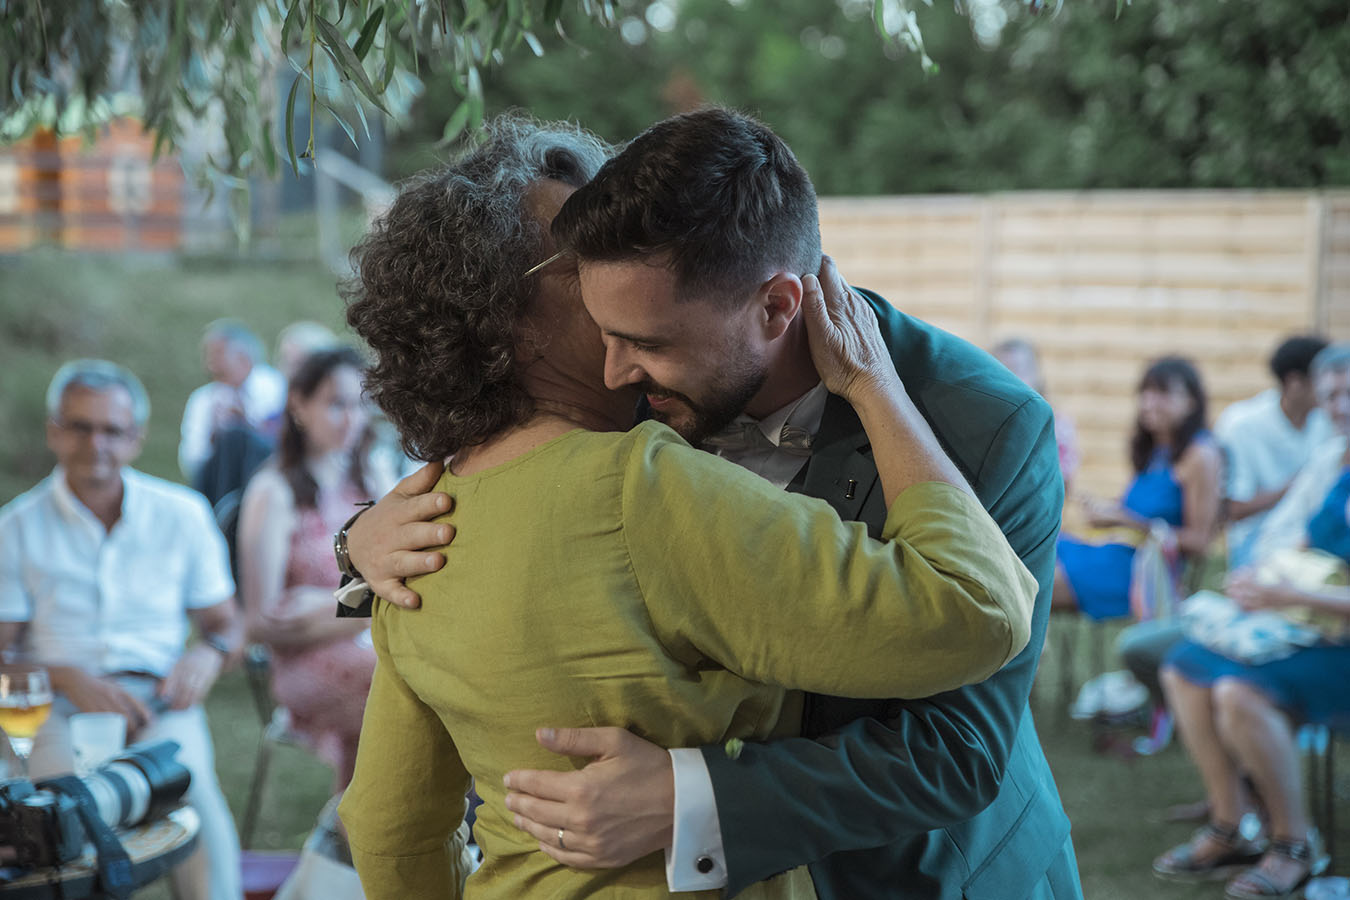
[{"x1": 844, "y1": 479, "x2": 857, "y2": 500}]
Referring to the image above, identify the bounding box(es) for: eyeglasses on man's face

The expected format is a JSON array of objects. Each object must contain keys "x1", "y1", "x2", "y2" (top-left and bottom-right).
[
  {"x1": 50, "y1": 418, "x2": 140, "y2": 443},
  {"x1": 523, "y1": 250, "x2": 568, "y2": 278}
]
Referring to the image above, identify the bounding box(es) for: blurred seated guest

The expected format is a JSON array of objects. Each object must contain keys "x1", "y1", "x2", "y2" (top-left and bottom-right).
[
  {"x1": 275, "y1": 320, "x2": 340, "y2": 381},
  {"x1": 1217, "y1": 335, "x2": 1331, "y2": 570},
  {"x1": 1246, "y1": 346, "x2": 1350, "y2": 566},
  {"x1": 179, "y1": 319, "x2": 287, "y2": 493},
  {"x1": 0, "y1": 359, "x2": 244, "y2": 900},
  {"x1": 237, "y1": 347, "x2": 394, "y2": 788},
  {"x1": 1121, "y1": 341, "x2": 1342, "y2": 706},
  {"x1": 1054, "y1": 357, "x2": 1223, "y2": 620},
  {"x1": 1150, "y1": 348, "x2": 1350, "y2": 896},
  {"x1": 994, "y1": 337, "x2": 1081, "y2": 491}
]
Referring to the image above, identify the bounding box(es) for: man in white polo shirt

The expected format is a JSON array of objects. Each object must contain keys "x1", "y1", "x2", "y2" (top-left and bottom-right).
[
  {"x1": 0, "y1": 359, "x2": 244, "y2": 900},
  {"x1": 178, "y1": 319, "x2": 287, "y2": 484},
  {"x1": 1217, "y1": 335, "x2": 1331, "y2": 569}
]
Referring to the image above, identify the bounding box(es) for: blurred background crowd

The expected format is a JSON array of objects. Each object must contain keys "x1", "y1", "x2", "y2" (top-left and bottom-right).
[{"x1": 2, "y1": 0, "x2": 1349, "y2": 898}]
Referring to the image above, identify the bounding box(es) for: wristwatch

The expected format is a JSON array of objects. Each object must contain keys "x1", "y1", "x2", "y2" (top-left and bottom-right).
[{"x1": 333, "y1": 501, "x2": 376, "y2": 580}]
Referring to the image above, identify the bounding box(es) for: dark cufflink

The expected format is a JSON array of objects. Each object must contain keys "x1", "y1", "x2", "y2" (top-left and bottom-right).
[{"x1": 696, "y1": 856, "x2": 715, "y2": 874}]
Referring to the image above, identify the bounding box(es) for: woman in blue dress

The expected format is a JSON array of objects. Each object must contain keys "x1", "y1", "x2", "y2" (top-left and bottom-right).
[
  {"x1": 1053, "y1": 356, "x2": 1224, "y2": 619},
  {"x1": 1150, "y1": 351, "x2": 1350, "y2": 900}
]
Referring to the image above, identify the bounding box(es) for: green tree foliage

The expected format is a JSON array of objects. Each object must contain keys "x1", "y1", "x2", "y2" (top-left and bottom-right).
[
  {"x1": 0, "y1": 0, "x2": 998, "y2": 182},
  {"x1": 400, "y1": 0, "x2": 1349, "y2": 193},
  {"x1": 0, "y1": 1, "x2": 622, "y2": 180}
]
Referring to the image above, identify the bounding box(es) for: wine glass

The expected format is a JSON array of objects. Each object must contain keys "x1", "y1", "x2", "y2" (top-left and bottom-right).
[{"x1": 0, "y1": 665, "x2": 54, "y2": 763}]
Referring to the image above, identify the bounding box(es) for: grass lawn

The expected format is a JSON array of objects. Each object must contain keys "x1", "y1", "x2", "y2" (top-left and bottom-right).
[
  {"x1": 1032, "y1": 619, "x2": 1348, "y2": 900},
  {"x1": 0, "y1": 252, "x2": 351, "y2": 506},
  {"x1": 2, "y1": 254, "x2": 1343, "y2": 896},
  {"x1": 147, "y1": 618, "x2": 1345, "y2": 899}
]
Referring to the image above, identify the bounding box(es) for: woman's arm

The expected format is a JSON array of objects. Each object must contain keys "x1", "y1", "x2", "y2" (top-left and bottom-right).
[
  {"x1": 236, "y1": 468, "x2": 295, "y2": 643},
  {"x1": 238, "y1": 470, "x2": 368, "y2": 649},
  {"x1": 1173, "y1": 439, "x2": 1224, "y2": 557},
  {"x1": 627, "y1": 442, "x2": 1034, "y2": 699},
  {"x1": 1227, "y1": 570, "x2": 1350, "y2": 620},
  {"x1": 1227, "y1": 483, "x2": 1292, "y2": 522},
  {"x1": 625, "y1": 268, "x2": 1035, "y2": 700},
  {"x1": 273, "y1": 585, "x2": 372, "y2": 645},
  {"x1": 1283, "y1": 584, "x2": 1350, "y2": 618}
]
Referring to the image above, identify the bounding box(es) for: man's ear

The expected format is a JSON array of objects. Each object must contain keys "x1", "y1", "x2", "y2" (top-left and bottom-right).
[
  {"x1": 756, "y1": 272, "x2": 804, "y2": 341},
  {"x1": 126, "y1": 427, "x2": 147, "y2": 466},
  {"x1": 45, "y1": 420, "x2": 61, "y2": 457}
]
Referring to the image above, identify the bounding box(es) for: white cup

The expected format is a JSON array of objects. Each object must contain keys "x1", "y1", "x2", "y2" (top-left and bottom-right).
[{"x1": 69, "y1": 712, "x2": 127, "y2": 774}]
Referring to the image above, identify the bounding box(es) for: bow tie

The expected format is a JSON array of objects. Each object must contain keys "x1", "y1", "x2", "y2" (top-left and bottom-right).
[{"x1": 702, "y1": 421, "x2": 814, "y2": 457}]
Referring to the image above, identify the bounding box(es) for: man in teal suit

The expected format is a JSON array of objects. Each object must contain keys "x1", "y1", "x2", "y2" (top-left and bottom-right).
[{"x1": 345, "y1": 108, "x2": 1080, "y2": 899}]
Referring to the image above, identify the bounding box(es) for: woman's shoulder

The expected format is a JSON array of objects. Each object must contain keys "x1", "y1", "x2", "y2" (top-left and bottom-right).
[
  {"x1": 242, "y1": 465, "x2": 296, "y2": 510},
  {"x1": 621, "y1": 420, "x2": 719, "y2": 471},
  {"x1": 432, "y1": 426, "x2": 682, "y2": 498},
  {"x1": 1176, "y1": 432, "x2": 1223, "y2": 475},
  {"x1": 627, "y1": 418, "x2": 690, "y2": 449},
  {"x1": 562, "y1": 420, "x2": 698, "y2": 463},
  {"x1": 618, "y1": 420, "x2": 788, "y2": 504}
]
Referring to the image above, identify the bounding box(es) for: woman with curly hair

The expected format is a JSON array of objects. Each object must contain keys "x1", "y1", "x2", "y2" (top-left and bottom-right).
[
  {"x1": 336, "y1": 114, "x2": 1037, "y2": 899},
  {"x1": 236, "y1": 346, "x2": 395, "y2": 788}
]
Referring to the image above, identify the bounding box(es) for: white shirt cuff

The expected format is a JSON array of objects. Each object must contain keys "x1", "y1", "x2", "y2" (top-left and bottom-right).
[
  {"x1": 334, "y1": 578, "x2": 372, "y2": 608},
  {"x1": 665, "y1": 747, "x2": 728, "y2": 891}
]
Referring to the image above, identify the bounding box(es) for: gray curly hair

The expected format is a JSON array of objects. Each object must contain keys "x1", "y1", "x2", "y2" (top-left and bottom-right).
[{"x1": 343, "y1": 114, "x2": 612, "y2": 461}]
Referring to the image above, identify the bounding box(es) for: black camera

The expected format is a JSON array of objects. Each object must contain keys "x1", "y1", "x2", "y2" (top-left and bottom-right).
[{"x1": 0, "y1": 740, "x2": 191, "y2": 870}]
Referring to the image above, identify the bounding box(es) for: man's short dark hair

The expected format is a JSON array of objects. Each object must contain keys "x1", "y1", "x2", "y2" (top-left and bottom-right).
[
  {"x1": 1270, "y1": 335, "x2": 1329, "y2": 383},
  {"x1": 551, "y1": 107, "x2": 822, "y2": 306}
]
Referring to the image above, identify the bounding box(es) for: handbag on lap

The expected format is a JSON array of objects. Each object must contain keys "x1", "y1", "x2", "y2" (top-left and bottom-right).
[{"x1": 1179, "y1": 547, "x2": 1350, "y2": 665}]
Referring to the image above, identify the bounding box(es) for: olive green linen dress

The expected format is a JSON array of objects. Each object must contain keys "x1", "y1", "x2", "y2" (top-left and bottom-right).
[{"x1": 341, "y1": 421, "x2": 1035, "y2": 899}]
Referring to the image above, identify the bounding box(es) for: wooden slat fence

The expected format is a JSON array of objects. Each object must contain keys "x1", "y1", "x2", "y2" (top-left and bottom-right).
[{"x1": 821, "y1": 191, "x2": 1350, "y2": 499}]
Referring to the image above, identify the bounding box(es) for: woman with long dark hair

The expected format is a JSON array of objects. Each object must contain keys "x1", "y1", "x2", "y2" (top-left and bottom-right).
[
  {"x1": 1054, "y1": 356, "x2": 1223, "y2": 619},
  {"x1": 237, "y1": 346, "x2": 395, "y2": 787}
]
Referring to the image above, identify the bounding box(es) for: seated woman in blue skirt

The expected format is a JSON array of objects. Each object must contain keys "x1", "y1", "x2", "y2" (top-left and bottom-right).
[
  {"x1": 1053, "y1": 356, "x2": 1223, "y2": 620},
  {"x1": 1152, "y1": 347, "x2": 1350, "y2": 900}
]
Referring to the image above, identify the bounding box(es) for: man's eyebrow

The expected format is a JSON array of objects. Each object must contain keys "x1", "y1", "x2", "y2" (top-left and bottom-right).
[{"x1": 602, "y1": 328, "x2": 664, "y2": 347}]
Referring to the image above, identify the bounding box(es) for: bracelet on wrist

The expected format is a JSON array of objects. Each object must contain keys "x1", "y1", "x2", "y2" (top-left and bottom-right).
[
  {"x1": 333, "y1": 500, "x2": 376, "y2": 581},
  {"x1": 199, "y1": 632, "x2": 233, "y2": 656}
]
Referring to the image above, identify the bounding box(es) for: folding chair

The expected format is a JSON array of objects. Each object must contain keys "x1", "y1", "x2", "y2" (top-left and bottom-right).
[
  {"x1": 239, "y1": 644, "x2": 312, "y2": 848},
  {"x1": 1302, "y1": 723, "x2": 1344, "y2": 867}
]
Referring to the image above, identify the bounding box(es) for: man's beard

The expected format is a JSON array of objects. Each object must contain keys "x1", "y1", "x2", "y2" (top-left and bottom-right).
[{"x1": 640, "y1": 358, "x2": 768, "y2": 447}]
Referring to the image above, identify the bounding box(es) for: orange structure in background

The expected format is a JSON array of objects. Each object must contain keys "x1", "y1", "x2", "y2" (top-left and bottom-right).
[{"x1": 0, "y1": 118, "x2": 183, "y2": 253}]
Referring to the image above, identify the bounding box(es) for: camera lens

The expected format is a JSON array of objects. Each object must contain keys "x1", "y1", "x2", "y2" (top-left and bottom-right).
[{"x1": 80, "y1": 740, "x2": 191, "y2": 829}]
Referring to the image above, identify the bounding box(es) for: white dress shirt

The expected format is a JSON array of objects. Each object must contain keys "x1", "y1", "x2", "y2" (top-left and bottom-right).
[
  {"x1": 177, "y1": 363, "x2": 287, "y2": 480},
  {"x1": 666, "y1": 382, "x2": 828, "y2": 892},
  {"x1": 0, "y1": 467, "x2": 235, "y2": 677},
  {"x1": 1215, "y1": 389, "x2": 1333, "y2": 569}
]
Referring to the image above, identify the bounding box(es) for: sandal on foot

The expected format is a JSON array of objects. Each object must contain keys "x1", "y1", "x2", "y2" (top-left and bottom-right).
[
  {"x1": 1223, "y1": 837, "x2": 1328, "y2": 900},
  {"x1": 1153, "y1": 823, "x2": 1266, "y2": 882}
]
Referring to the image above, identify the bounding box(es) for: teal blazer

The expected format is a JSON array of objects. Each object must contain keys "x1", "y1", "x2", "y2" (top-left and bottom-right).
[{"x1": 702, "y1": 291, "x2": 1082, "y2": 900}]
